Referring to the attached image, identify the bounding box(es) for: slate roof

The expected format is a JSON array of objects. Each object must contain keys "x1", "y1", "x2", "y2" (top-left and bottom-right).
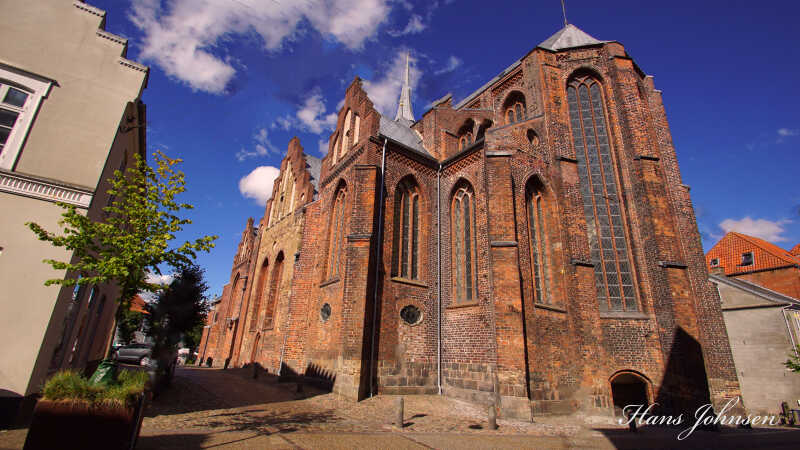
[
  {"x1": 304, "y1": 153, "x2": 321, "y2": 200},
  {"x1": 706, "y1": 232, "x2": 800, "y2": 276},
  {"x1": 537, "y1": 24, "x2": 608, "y2": 51},
  {"x1": 710, "y1": 273, "x2": 800, "y2": 305},
  {"x1": 378, "y1": 116, "x2": 430, "y2": 156}
]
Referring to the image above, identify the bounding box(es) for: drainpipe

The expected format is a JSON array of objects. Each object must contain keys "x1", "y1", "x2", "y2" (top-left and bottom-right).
[
  {"x1": 369, "y1": 137, "x2": 388, "y2": 397},
  {"x1": 437, "y1": 163, "x2": 442, "y2": 395},
  {"x1": 783, "y1": 306, "x2": 799, "y2": 358}
]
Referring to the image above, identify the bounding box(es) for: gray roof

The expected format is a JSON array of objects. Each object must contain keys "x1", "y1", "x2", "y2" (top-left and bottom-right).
[
  {"x1": 395, "y1": 52, "x2": 415, "y2": 123},
  {"x1": 303, "y1": 153, "x2": 322, "y2": 200},
  {"x1": 454, "y1": 60, "x2": 521, "y2": 110},
  {"x1": 537, "y1": 24, "x2": 607, "y2": 51},
  {"x1": 378, "y1": 116, "x2": 429, "y2": 156},
  {"x1": 710, "y1": 274, "x2": 800, "y2": 307}
]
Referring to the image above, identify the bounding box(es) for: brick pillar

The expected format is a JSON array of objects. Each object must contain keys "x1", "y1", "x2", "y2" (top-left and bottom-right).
[
  {"x1": 484, "y1": 151, "x2": 531, "y2": 421},
  {"x1": 335, "y1": 164, "x2": 380, "y2": 400}
]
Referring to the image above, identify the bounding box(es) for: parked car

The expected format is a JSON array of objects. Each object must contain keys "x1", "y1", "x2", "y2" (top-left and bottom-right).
[{"x1": 114, "y1": 343, "x2": 153, "y2": 366}]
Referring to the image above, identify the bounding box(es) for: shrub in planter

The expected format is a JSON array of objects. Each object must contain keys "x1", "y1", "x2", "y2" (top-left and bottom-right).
[{"x1": 24, "y1": 370, "x2": 149, "y2": 450}]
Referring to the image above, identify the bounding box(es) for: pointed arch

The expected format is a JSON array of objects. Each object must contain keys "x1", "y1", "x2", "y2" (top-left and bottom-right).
[
  {"x1": 249, "y1": 258, "x2": 269, "y2": 331},
  {"x1": 392, "y1": 175, "x2": 421, "y2": 280},
  {"x1": 457, "y1": 119, "x2": 475, "y2": 150},
  {"x1": 451, "y1": 180, "x2": 477, "y2": 303},
  {"x1": 342, "y1": 109, "x2": 352, "y2": 157},
  {"x1": 567, "y1": 72, "x2": 638, "y2": 312},
  {"x1": 476, "y1": 119, "x2": 493, "y2": 141},
  {"x1": 526, "y1": 177, "x2": 550, "y2": 304},
  {"x1": 327, "y1": 181, "x2": 348, "y2": 279},
  {"x1": 264, "y1": 251, "x2": 285, "y2": 328},
  {"x1": 502, "y1": 90, "x2": 526, "y2": 125}
]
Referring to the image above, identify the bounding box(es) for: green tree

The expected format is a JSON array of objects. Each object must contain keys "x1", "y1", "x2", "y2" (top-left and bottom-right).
[
  {"x1": 147, "y1": 265, "x2": 209, "y2": 374},
  {"x1": 27, "y1": 151, "x2": 217, "y2": 357},
  {"x1": 116, "y1": 308, "x2": 145, "y2": 345},
  {"x1": 786, "y1": 346, "x2": 800, "y2": 373}
]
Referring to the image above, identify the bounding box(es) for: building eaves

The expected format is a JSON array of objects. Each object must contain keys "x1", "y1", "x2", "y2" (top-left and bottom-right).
[
  {"x1": 537, "y1": 24, "x2": 609, "y2": 51},
  {"x1": 710, "y1": 274, "x2": 800, "y2": 306},
  {"x1": 453, "y1": 60, "x2": 521, "y2": 110},
  {"x1": 378, "y1": 116, "x2": 430, "y2": 157}
]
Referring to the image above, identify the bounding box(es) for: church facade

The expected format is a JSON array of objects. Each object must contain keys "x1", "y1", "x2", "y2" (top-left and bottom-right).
[{"x1": 199, "y1": 24, "x2": 743, "y2": 420}]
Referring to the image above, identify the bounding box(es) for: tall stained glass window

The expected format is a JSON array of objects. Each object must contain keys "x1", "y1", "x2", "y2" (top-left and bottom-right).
[
  {"x1": 567, "y1": 75, "x2": 637, "y2": 311},
  {"x1": 452, "y1": 183, "x2": 476, "y2": 303}
]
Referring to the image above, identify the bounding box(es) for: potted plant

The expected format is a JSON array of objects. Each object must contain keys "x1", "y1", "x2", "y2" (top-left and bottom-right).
[{"x1": 23, "y1": 369, "x2": 149, "y2": 450}]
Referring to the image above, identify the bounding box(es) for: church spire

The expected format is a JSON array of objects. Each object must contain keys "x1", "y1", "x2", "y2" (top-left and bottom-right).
[{"x1": 394, "y1": 52, "x2": 414, "y2": 123}]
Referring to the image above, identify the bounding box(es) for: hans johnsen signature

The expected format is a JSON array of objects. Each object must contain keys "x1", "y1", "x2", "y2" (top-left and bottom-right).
[{"x1": 619, "y1": 397, "x2": 779, "y2": 440}]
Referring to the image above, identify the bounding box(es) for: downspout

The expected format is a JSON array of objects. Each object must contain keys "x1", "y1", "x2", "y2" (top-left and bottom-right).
[
  {"x1": 369, "y1": 137, "x2": 388, "y2": 397},
  {"x1": 437, "y1": 163, "x2": 442, "y2": 395},
  {"x1": 783, "y1": 306, "x2": 799, "y2": 357}
]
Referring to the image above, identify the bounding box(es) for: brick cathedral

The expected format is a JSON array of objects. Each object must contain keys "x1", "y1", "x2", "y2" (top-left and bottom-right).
[{"x1": 199, "y1": 24, "x2": 743, "y2": 420}]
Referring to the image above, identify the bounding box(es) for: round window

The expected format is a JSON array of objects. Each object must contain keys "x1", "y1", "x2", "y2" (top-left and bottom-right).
[
  {"x1": 320, "y1": 303, "x2": 331, "y2": 322},
  {"x1": 400, "y1": 305, "x2": 422, "y2": 325}
]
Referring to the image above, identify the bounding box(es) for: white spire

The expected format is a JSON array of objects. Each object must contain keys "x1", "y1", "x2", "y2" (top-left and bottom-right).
[{"x1": 394, "y1": 52, "x2": 414, "y2": 123}]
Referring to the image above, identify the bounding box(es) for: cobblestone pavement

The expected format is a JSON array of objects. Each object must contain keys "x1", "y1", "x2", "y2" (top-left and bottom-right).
[{"x1": 3, "y1": 367, "x2": 800, "y2": 449}]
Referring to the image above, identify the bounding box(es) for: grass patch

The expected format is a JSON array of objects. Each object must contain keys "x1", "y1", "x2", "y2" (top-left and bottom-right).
[{"x1": 43, "y1": 369, "x2": 148, "y2": 407}]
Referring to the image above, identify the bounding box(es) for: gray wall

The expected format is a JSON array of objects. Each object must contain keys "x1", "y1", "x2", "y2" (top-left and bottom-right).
[{"x1": 718, "y1": 282, "x2": 800, "y2": 415}]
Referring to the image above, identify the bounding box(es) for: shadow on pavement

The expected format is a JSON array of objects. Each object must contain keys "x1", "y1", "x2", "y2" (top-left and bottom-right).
[{"x1": 144, "y1": 366, "x2": 328, "y2": 419}]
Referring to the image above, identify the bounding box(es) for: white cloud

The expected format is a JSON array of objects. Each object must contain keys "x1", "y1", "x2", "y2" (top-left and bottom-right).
[
  {"x1": 434, "y1": 55, "x2": 462, "y2": 75},
  {"x1": 274, "y1": 88, "x2": 339, "y2": 135},
  {"x1": 318, "y1": 139, "x2": 330, "y2": 156},
  {"x1": 145, "y1": 271, "x2": 175, "y2": 286},
  {"x1": 363, "y1": 51, "x2": 421, "y2": 116},
  {"x1": 778, "y1": 128, "x2": 799, "y2": 137},
  {"x1": 719, "y1": 216, "x2": 792, "y2": 243},
  {"x1": 239, "y1": 166, "x2": 280, "y2": 206},
  {"x1": 236, "y1": 128, "x2": 280, "y2": 161},
  {"x1": 296, "y1": 93, "x2": 339, "y2": 133},
  {"x1": 129, "y1": 0, "x2": 392, "y2": 93},
  {"x1": 388, "y1": 14, "x2": 426, "y2": 36}
]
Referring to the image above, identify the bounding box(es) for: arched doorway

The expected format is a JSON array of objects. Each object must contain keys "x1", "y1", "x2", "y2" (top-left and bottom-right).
[{"x1": 610, "y1": 371, "x2": 651, "y2": 416}]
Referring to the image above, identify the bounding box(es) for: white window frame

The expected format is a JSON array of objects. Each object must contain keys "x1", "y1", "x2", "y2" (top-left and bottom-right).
[
  {"x1": 710, "y1": 258, "x2": 719, "y2": 267},
  {"x1": 0, "y1": 63, "x2": 53, "y2": 170}
]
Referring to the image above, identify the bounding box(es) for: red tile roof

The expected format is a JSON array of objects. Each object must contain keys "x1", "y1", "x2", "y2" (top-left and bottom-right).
[
  {"x1": 792, "y1": 243, "x2": 800, "y2": 258},
  {"x1": 706, "y1": 232, "x2": 800, "y2": 276},
  {"x1": 130, "y1": 294, "x2": 149, "y2": 314}
]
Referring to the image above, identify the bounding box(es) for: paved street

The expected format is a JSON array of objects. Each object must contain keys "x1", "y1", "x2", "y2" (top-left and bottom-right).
[{"x1": 2, "y1": 366, "x2": 800, "y2": 449}]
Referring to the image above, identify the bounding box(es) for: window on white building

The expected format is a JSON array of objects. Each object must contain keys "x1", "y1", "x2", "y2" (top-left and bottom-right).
[{"x1": 0, "y1": 64, "x2": 53, "y2": 170}]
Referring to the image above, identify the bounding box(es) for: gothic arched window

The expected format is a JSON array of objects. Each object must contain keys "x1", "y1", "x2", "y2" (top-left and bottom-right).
[
  {"x1": 567, "y1": 73, "x2": 637, "y2": 312},
  {"x1": 503, "y1": 91, "x2": 526, "y2": 125},
  {"x1": 341, "y1": 109, "x2": 352, "y2": 157},
  {"x1": 264, "y1": 252, "x2": 284, "y2": 327},
  {"x1": 451, "y1": 183, "x2": 477, "y2": 303},
  {"x1": 328, "y1": 185, "x2": 347, "y2": 279},
  {"x1": 527, "y1": 180, "x2": 549, "y2": 304},
  {"x1": 249, "y1": 259, "x2": 269, "y2": 331},
  {"x1": 457, "y1": 119, "x2": 475, "y2": 151},
  {"x1": 392, "y1": 178, "x2": 420, "y2": 280}
]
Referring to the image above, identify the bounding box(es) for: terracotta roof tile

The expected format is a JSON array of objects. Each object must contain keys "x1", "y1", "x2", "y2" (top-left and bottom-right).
[
  {"x1": 705, "y1": 232, "x2": 800, "y2": 276},
  {"x1": 130, "y1": 294, "x2": 149, "y2": 314},
  {"x1": 792, "y1": 243, "x2": 800, "y2": 258}
]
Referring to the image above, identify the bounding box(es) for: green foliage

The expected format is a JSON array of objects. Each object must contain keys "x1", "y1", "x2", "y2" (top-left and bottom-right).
[
  {"x1": 117, "y1": 309, "x2": 145, "y2": 345},
  {"x1": 26, "y1": 151, "x2": 217, "y2": 312},
  {"x1": 786, "y1": 346, "x2": 800, "y2": 373},
  {"x1": 147, "y1": 265, "x2": 209, "y2": 377},
  {"x1": 182, "y1": 319, "x2": 206, "y2": 354},
  {"x1": 42, "y1": 370, "x2": 148, "y2": 407}
]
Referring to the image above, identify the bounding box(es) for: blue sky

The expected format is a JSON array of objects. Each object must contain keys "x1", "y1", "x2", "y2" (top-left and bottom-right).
[{"x1": 90, "y1": 0, "x2": 800, "y2": 297}]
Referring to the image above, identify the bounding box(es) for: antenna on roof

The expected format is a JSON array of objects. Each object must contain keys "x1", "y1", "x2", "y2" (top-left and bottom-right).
[{"x1": 561, "y1": 0, "x2": 568, "y2": 26}]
